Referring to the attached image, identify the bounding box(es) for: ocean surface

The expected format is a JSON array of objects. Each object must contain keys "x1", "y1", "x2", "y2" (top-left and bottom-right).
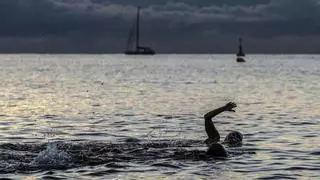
[{"x1": 0, "y1": 54, "x2": 319, "y2": 179}]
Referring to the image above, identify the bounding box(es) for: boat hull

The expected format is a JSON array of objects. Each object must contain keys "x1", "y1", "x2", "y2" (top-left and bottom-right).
[
  {"x1": 236, "y1": 57, "x2": 246, "y2": 63},
  {"x1": 124, "y1": 50, "x2": 155, "y2": 55}
]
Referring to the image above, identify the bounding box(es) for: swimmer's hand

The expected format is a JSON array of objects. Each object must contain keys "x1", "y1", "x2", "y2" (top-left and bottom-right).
[{"x1": 224, "y1": 102, "x2": 237, "y2": 112}]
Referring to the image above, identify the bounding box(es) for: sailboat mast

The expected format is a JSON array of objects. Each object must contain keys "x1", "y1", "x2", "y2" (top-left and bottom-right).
[
  {"x1": 136, "y1": 7, "x2": 140, "y2": 50},
  {"x1": 239, "y1": 38, "x2": 242, "y2": 53},
  {"x1": 238, "y1": 37, "x2": 245, "y2": 56}
]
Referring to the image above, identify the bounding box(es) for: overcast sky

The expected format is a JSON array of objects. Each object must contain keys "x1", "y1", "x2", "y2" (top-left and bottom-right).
[{"x1": 1, "y1": 0, "x2": 320, "y2": 53}]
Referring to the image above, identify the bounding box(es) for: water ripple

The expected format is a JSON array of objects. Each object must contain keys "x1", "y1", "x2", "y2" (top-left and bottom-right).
[{"x1": 0, "y1": 54, "x2": 319, "y2": 179}]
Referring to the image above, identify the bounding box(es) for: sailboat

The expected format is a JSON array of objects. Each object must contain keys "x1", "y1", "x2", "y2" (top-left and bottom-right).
[
  {"x1": 124, "y1": 7, "x2": 155, "y2": 55},
  {"x1": 236, "y1": 38, "x2": 246, "y2": 62}
]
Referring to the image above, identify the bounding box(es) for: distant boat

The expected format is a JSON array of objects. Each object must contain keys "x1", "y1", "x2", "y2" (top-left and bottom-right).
[
  {"x1": 236, "y1": 38, "x2": 246, "y2": 62},
  {"x1": 124, "y1": 7, "x2": 155, "y2": 55}
]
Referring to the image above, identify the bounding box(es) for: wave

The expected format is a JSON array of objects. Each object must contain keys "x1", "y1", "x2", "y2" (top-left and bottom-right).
[{"x1": 0, "y1": 139, "x2": 252, "y2": 174}]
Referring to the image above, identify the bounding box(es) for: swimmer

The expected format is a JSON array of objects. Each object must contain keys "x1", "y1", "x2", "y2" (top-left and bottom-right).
[{"x1": 204, "y1": 102, "x2": 243, "y2": 156}]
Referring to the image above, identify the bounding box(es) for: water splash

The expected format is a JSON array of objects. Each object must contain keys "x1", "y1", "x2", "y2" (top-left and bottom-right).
[{"x1": 32, "y1": 142, "x2": 71, "y2": 169}]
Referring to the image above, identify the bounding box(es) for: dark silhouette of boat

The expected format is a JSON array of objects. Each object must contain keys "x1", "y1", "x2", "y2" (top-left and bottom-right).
[
  {"x1": 236, "y1": 38, "x2": 245, "y2": 62},
  {"x1": 124, "y1": 7, "x2": 155, "y2": 55}
]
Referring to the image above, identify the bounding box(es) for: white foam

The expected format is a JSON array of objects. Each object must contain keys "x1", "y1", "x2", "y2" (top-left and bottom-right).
[{"x1": 32, "y1": 143, "x2": 71, "y2": 168}]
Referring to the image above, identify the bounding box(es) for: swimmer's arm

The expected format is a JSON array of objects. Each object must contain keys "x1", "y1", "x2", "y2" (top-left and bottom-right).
[
  {"x1": 204, "y1": 106, "x2": 227, "y2": 121},
  {"x1": 204, "y1": 106, "x2": 226, "y2": 143},
  {"x1": 204, "y1": 102, "x2": 236, "y2": 143},
  {"x1": 204, "y1": 102, "x2": 237, "y2": 121}
]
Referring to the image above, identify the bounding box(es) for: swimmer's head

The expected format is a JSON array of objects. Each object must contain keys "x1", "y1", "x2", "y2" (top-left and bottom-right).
[{"x1": 223, "y1": 131, "x2": 243, "y2": 147}]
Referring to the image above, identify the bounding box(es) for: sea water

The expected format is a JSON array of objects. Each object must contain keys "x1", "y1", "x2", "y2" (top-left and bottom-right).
[{"x1": 0, "y1": 54, "x2": 319, "y2": 179}]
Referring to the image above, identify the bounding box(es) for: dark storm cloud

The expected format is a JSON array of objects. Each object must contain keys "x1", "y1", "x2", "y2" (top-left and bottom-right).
[
  {"x1": 94, "y1": 0, "x2": 272, "y2": 7},
  {"x1": 0, "y1": 0, "x2": 134, "y2": 37},
  {"x1": 142, "y1": 0, "x2": 320, "y2": 37},
  {"x1": 0, "y1": 0, "x2": 320, "y2": 53}
]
